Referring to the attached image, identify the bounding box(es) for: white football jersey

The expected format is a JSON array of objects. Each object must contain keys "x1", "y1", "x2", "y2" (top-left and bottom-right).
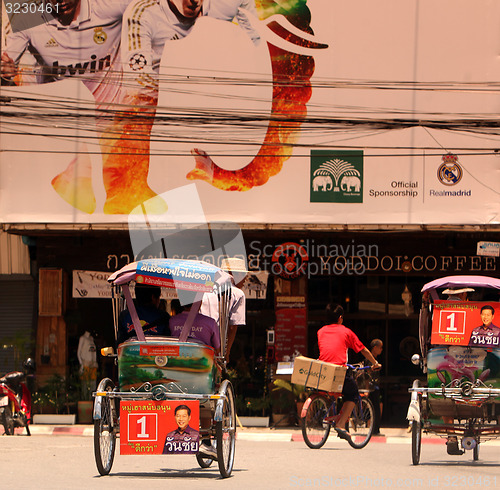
[
  {"x1": 4, "y1": 0, "x2": 131, "y2": 100},
  {"x1": 122, "y1": 0, "x2": 259, "y2": 94}
]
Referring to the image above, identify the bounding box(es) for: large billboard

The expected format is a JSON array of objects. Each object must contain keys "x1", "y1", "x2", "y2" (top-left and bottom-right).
[{"x1": 1, "y1": 0, "x2": 499, "y2": 225}]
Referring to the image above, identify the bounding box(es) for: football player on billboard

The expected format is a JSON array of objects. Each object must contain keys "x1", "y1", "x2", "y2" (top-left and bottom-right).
[{"x1": 1, "y1": 0, "x2": 166, "y2": 214}]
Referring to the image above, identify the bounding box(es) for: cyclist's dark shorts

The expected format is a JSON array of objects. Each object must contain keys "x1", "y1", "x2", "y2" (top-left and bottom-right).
[{"x1": 342, "y1": 374, "x2": 359, "y2": 402}]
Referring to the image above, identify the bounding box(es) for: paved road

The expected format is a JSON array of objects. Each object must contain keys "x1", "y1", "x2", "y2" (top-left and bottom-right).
[{"x1": 2, "y1": 427, "x2": 499, "y2": 489}]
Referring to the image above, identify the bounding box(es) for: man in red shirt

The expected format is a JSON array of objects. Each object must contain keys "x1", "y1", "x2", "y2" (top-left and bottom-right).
[{"x1": 318, "y1": 303, "x2": 381, "y2": 441}]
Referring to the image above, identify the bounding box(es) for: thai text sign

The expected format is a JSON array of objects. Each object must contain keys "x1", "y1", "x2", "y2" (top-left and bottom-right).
[
  {"x1": 120, "y1": 400, "x2": 200, "y2": 455},
  {"x1": 431, "y1": 301, "x2": 500, "y2": 347}
]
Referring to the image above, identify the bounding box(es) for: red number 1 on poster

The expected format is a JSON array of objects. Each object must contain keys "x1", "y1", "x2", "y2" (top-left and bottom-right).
[
  {"x1": 438, "y1": 310, "x2": 466, "y2": 335},
  {"x1": 128, "y1": 413, "x2": 158, "y2": 442},
  {"x1": 120, "y1": 400, "x2": 200, "y2": 455}
]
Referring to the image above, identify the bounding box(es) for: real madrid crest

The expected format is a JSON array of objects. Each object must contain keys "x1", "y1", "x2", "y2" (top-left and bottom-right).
[
  {"x1": 437, "y1": 153, "x2": 463, "y2": 186},
  {"x1": 94, "y1": 27, "x2": 107, "y2": 45}
]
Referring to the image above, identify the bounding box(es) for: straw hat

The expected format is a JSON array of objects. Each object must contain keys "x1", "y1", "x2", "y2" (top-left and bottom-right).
[
  {"x1": 220, "y1": 257, "x2": 249, "y2": 274},
  {"x1": 443, "y1": 287, "x2": 475, "y2": 295}
]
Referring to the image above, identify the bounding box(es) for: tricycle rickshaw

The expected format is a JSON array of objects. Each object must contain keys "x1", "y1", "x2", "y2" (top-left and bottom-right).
[
  {"x1": 407, "y1": 275, "x2": 500, "y2": 464},
  {"x1": 93, "y1": 258, "x2": 236, "y2": 478}
]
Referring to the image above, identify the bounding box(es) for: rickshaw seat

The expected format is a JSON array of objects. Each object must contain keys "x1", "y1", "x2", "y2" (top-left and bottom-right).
[{"x1": 117, "y1": 337, "x2": 216, "y2": 395}]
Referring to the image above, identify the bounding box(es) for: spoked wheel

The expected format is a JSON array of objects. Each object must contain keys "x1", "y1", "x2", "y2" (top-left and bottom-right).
[
  {"x1": 196, "y1": 453, "x2": 214, "y2": 468},
  {"x1": 215, "y1": 380, "x2": 236, "y2": 478},
  {"x1": 94, "y1": 378, "x2": 117, "y2": 476},
  {"x1": 411, "y1": 420, "x2": 422, "y2": 465},
  {"x1": 347, "y1": 397, "x2": 374, "y2": 449},
  {"x1": 301, "y1": 395, "x2": 331, "y2": 449},
  {"x1": 1, "y1": 406, "x2": 15, "y2": 435}
]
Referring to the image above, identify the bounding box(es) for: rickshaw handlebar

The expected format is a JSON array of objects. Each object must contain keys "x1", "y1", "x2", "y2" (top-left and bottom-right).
[
  {"x1": 409, "y1": 386, "x2": 500, "y2": 399},
  {"x1": 346, "y1": 363, "x2": 372, "y2": 371}
]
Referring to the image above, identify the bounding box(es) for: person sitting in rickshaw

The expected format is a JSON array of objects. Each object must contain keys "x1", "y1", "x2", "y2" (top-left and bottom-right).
[
  {"x1": 318, "y1": 303, "x2": 381, "y2": 441},
  {"x1": 169, "y1": 302, "x2": 220, "y2": 352},
  {"x1": 169, "y1": 300, "x2": 221, "y2": 460},
  {"x1": 200, "y1": 257, "x2": 248, "y2": 361},
  {"x1": 117, "y1": 285, "x2": 170, "y2": 344}
]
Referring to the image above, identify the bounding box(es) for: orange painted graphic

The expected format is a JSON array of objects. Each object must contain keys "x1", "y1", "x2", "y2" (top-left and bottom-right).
[{"x1": 186, "y1": 42, "x2": 315, "y2": 191}]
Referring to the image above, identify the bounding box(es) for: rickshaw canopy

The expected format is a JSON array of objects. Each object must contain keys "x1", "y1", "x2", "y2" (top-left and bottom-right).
[
  {"x1": 421, "y1": 275, "x2": 500, "y2": 300},
  {"x1": 108, "y1": 259, "x2": 233, "y2": 343},
  {"x1": 108, "y1": 258, "x2": 233, "y2": 291}
]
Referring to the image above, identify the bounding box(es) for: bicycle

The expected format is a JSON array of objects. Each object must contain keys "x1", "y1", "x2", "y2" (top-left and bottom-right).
[{"x1": 301, "y1": 364, "x2": 375, "y2": 449}]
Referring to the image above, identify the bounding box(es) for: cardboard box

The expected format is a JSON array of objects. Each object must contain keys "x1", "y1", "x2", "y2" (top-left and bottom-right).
[{"x1": 291, "y1": 356, "x2": 347, "y2": 392}]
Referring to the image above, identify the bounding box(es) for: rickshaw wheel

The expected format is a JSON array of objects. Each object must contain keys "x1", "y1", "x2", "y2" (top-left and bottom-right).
[
  {"x1": 216, "y1": 380, "x2": 236, "y2": 478},
  {"x1": 411, "y1": 420, "x2": 422, "y2": 465},
  {"x1": 196, "y1": 454, "x2": 214, "y2": 468},
  {"x1": 1, "y1": 406, "x2": 15, "y2": 435},
  {"x1": 301, "y1": 395, "x2": 331, "y2": 449},
  {"x1": 347, "y1": 397, "x2": 375, "y2": 449},
  {"x1": 94, "y1": 378, "x2": 117, "y2": 476}
]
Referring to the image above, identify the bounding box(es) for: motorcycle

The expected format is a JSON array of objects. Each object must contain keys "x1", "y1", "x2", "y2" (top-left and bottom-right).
[{"x1": 0, "y1": 358, "x2": 34, "y2": 435}]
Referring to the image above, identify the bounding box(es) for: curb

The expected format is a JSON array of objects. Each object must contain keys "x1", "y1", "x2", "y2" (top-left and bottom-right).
[
  {"x1": 15, "y1": 425, "x2": 500, "y2": 447},
  {"x1": 16, "y1": 425, "x2": 418, "y2": 442}
]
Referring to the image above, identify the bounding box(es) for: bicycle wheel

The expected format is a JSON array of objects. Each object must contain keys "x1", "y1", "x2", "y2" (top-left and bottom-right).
[
  {"x1": 301, "y1": 395, "x2": 331, "y2": 449},
  {"x1": 216, "y1": 380, "x2": 236, "y2": 478},
  {"x1": 411, "y1": 420, "x2": 422, "y2": 465},
  {"x1": 196, "y1": 453, "x2": 214, "y2": 468},
  {"x1": 1, "y1": 405, "x2": 14, "y2": 435},
  {"x1": 347, "y1": 397, "x2": 374, "y2": 449},
  {"x1": 94, "y1": 379, "x2": 117, "y2": 476}
]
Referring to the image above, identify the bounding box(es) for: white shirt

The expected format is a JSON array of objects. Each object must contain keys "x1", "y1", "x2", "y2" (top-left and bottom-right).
[
  {"x1": 121, "y1": 0, "x2": 260, "y2": 94},
  {"x1": 4, "y1": 0, "x2": 131, "y2": 100},
  {"x1": 77, "y1": 331, "x2": 97, "y2": 368},
  {"x1": 200, "y1": 286, "x2": 246, "y2": 326}
]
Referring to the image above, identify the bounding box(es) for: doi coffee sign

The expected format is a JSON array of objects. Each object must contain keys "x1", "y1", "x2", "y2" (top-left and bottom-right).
[{"x1": 292, "y1": 356, "x2": 347, "y2": 392}]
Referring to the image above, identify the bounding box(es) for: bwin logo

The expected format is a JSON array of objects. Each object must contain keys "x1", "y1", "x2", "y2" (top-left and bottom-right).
[{"x1": 51, "y1": 54, "x2": 112, "y2": 77}]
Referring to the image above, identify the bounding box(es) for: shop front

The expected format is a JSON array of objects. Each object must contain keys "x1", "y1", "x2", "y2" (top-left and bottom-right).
[{"x1": 5, "y1": 227, "x2": 494, "y2": 426}]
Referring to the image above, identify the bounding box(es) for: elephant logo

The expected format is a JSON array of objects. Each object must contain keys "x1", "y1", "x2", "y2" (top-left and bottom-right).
[
  {"x1": 340, "y1": 175, "x2": 361, "y2": 192},
  {"x1": 312, "y1": 175, "x2": 333, "y2": 191},
  {"x1": 310, "y1": 152, "x2": 363, "y2": 203}
]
